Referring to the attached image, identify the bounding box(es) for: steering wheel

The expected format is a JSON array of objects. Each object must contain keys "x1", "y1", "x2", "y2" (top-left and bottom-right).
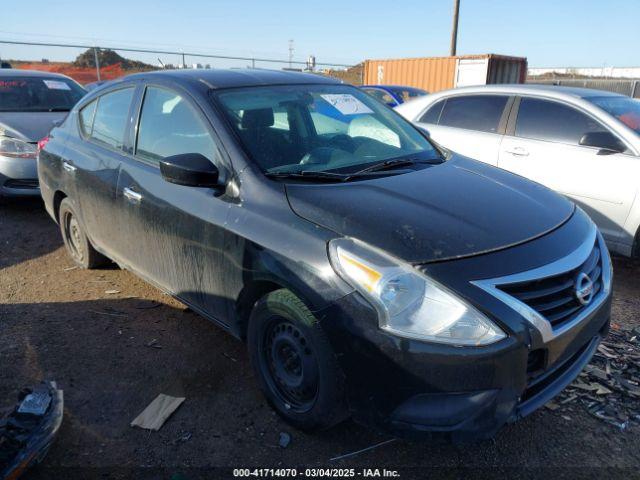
[
  {"x1": 299, "y1": 147, "x2": 337, "y2": 165},
  {"x1": 328, "y1": 134, "x2": 356, "y2": 153}
]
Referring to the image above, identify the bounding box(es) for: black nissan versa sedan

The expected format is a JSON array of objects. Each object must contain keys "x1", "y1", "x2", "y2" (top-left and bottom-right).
[{"x1": 38, "y1": 69, "x2": 612, "y2": 441}]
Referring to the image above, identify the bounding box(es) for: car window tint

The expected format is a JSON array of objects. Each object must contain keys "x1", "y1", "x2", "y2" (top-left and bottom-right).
[
  {"x1": 418, "y1": 99, "x2": 445, "y2": 124},
  {"x1": 589, "y1": 96, "x2": 640, "y2": 134},
  {"x1": 91, "y1": 88, "x2": 134, "y2": 149},
  {"x1": 364, "y1": 88, "x2": 396, "y2": 105},
  {"x1": 390, "y1": 88, "x2": 427, "y2": 103},
  {"x1": 136, "y1": 87, "x2": 217, "y2": 163},
  {"x1": 0, "y1": 76, "x2": 85, "y2": 112},
  {"x1": 438, "y1": 95, "x2": 508, "y2": 133},
  {"x1": 216, "y1": 84, "x2": 437, "y2": 173},
  {"x1": 516, "y1": 98, "x2": 607, "y2": 145},
  {"x1": 79, "y1": 99, "x2": 97, "y2": 136}
]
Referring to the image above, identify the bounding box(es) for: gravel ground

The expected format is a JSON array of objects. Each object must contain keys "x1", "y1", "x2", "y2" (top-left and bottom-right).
[{"x1": 1, "y1": 198, "x2": 640, "y2": 479}]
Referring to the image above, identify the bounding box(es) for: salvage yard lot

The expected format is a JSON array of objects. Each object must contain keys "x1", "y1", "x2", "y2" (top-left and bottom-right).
[{"x1": 1, "y1": 199, "x2": 640, "y2": 477}]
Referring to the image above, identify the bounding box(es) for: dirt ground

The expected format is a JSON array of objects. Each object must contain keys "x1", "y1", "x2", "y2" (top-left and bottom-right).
[{"x1": 2, "y1": 198, "x2": 640, "y2": 479}]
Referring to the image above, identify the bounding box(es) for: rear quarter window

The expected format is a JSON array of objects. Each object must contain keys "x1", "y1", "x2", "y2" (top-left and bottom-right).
[
  {"x1": 78, "y1": 100, "x2": 97, "y2": 137},
  {"x1": 418, "y1": 99, "x2": 445, "y2": 124}
]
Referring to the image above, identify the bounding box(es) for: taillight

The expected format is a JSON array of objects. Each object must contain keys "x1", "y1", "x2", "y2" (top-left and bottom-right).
[{"x1": 37, "y1": 136, "x2": 50, "y2": 152}]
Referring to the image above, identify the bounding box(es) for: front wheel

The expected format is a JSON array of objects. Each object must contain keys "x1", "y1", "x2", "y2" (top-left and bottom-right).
[
  {"x1": 58, "y1": 198, "x2": 108, "y2": 269},
  {"x1": 247, "y1": 289, "x2": 348, "y2": 431}
]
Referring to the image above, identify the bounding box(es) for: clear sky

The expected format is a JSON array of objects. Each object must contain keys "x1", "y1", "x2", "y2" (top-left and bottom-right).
[{"x1": 1, "y1": 0, "x2": 639, "y2": 69}]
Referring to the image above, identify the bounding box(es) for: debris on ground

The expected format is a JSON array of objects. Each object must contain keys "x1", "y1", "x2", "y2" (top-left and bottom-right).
[
  {"x1": 553, "y1": 325, "x2": 640, "y2": 431},
  {"x1": 134, "y1": 300, "x2": 162, "y2": 310},
  {"x1": 130, "y1": 394, "x2": 185, "y2": 431},
  {"x1": 223, "y1": 353, "x2": 237, "y2": 363},
  {"x1": 278, "y1": 432, "x2": 291, "y2": 449},
  {"x1": 329, "y1": 438, "x2": 396, "y2": 462},
  {"x1": 0, "y1": 381, "x2": 64, "y2": 479},
  {"x1": 104, "y1": 290, "x2": 121, "y2": 295},
  {"x1": 89, "y1": 309, "x2": 127, "y2": 318},
  {"x1": 145, "y1": 339, "x2": 162, "y2": 349},
  {"x1": 171, "y1": 432, "x2": 192, "y2": 445}
]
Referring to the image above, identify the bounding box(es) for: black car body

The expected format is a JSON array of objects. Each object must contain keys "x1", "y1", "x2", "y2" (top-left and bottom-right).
[
  {"x1": 0, "y1": 70, "x2": 85, "y2": 198},
  {"x1": 38, "y1": 69, "x2": 612, "y2": 441}
]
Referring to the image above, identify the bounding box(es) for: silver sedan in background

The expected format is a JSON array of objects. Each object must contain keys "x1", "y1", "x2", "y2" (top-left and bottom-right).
[
  {"x1": 396, "y1": 85, "x2": 640, "y2": 258},
  {"x1": 0, "y1": 69, "x2": 85, "y2": 199}
]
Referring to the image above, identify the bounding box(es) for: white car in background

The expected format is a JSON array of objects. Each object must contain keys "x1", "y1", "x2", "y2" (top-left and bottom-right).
[{"x1": 396, "y1": 85, "x2": 640, "y2": 257}]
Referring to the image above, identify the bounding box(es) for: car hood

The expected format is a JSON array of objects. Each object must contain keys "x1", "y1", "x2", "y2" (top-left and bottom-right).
[
  {"x1": 285, "y1": 156, "x2": 575, "y2": 264},
  {"x1": 0, "y1": 112, "x2": 68, "y2": 142}
]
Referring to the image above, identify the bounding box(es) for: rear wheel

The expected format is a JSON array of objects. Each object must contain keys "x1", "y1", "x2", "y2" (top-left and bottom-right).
[
  {"x1": 248, "y1": 289, "x2": 348, "y2": 431},
  {"x1": 58, "y1": 198, "x2": 108, "y2": 269}
]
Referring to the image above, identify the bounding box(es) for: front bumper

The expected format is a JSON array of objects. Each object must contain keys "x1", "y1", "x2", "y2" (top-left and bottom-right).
[
  {"x1": 317, "y1": 210, "x2": 612, "y2": 442},
  {"x1": 0, "y1": 154, "x2": 40, "y2": 197}
]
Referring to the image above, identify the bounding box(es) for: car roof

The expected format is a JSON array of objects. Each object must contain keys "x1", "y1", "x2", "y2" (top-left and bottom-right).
[
  {"x1": 125, "y1": 68, "x2": 342, "y2": 89},
  {"x1": 432, "y1": 83, "x2": 624, "y2": 100},
  {"x1": 0, "y1": 69, "x2": 74, "y2": 79},
  {"x1": 362, "y1": 85, "x2": 423, "y2": 90}
]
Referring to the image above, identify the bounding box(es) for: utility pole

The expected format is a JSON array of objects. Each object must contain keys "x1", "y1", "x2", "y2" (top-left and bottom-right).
[
  {"x1": 288, "y1": 39, "x2": 294, "y2": 69},
  {"x1": 450, "y1": 0, "x2": 460, "y2": 56},
  {"x1": 93, "y1": 47, "x2": 101, "y2": 81}
]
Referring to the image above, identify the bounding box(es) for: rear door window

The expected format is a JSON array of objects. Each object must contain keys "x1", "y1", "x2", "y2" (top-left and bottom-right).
[
  {"x1": 90, "y1": 88, "x2": 135, "y2": 149},
  {"x1": 136, "y1": 86, "x2": 217, "y2": 163},
  {"x1": 438, "y1": 95, "x2": 509, "y2": 133},
  {"x1": 515, "y1": 97, "x2": 608, "y2": 145}
]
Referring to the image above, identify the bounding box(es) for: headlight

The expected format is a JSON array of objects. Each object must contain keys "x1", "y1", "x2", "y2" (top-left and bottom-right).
[
  {"x1": 0, "y1": 136, "x2": 37, "y2": 159},
  {"x1": 329, "y1": 238, "x2": 506, "y2": 346}
]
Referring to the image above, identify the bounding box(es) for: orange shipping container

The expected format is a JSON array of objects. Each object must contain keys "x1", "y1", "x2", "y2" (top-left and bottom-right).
[{"x1": 363, "y1": 54, "x2": 527, "y2": 93}]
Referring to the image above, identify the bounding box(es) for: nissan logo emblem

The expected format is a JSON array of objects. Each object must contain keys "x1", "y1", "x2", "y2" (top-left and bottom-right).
[{"x1": 575, "y1": 272, "x2": 594, "y2": 306}]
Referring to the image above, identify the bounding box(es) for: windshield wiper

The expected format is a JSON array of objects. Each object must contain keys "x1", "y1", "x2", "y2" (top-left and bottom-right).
[
  {"x1": 265, "y1": 170, "x2": 350, "y2": 182},
  {"x1": 346, "y1": 158, "x2": 422, "y2": 178}
]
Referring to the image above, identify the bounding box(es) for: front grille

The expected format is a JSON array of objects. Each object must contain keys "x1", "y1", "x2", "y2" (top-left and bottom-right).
[
  {"x1": 497, "y1": 240, "x2": 603, "y2": 330},
  {"x1": 4, "y1": 179, "x2": 39, "y2": 189}
]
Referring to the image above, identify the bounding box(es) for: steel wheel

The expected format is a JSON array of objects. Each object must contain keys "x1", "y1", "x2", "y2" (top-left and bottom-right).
[
  {"x1": 261, "y1": 317, "x2": 319, "y2": 413},
  {"x1": 63, "y1": 210, "x2": 85, "y2": 263}
]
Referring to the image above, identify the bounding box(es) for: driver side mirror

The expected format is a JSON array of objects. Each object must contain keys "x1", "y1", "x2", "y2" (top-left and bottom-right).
[
  {"x1": 159, "y1": 153, "x2": 225, "y2": 189},
  {"x1": 579, "y1": 131, "x2": 626, "y2": 154}
]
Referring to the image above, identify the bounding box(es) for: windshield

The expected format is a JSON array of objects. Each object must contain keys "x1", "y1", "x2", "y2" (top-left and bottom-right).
[
  {"x1": 388, "y1": 87, "x2": 428, "y2": 103},
  {"x1": 0, "y1": 76, "x2": 86, "y2": 112},
  {"x1": 589, "y1": 96, "x2": 640, "y2": 134},
  {"x1": 214, "y1": 84, "x2": 439, "y2": 175}
]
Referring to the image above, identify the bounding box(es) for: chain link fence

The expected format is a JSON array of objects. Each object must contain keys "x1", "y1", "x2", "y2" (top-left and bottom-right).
[
  {"x1": 528, "y1": 77, "x2": 640, "y2": 98},
  {"x1": 0, "y1": 40, "x2": 361, "y2": 85}
]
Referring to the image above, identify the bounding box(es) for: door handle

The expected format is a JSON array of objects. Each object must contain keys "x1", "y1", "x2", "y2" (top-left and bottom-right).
[
  {"x1": 504, "y1": 146, "x2": 529, "y2": 157},
  {"x1": 123, "y1": 187, "x2": 142, "y2": 204},
  {"x1": 62, "y1": 161, "x2": 77, "y2": 173}
]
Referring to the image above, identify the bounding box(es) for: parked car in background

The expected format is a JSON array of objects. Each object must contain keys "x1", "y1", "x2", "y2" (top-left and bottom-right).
[
  {"x1": 361, "y1": 84, "x2": 427, "y2": 107},
  {"x1": 0, "y1": 69, "x2": 85, "y2": 199},
  {"x1": 39, "y1": 69, "x2": 611, "y2": 441},
  {"x1": 397, "y1": 85, "x2": 640, "y2": 258}
]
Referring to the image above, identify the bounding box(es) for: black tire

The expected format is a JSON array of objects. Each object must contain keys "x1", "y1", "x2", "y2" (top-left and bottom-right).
[
  {"x1": 248, "y1": 289, "x2": 348, "y2": 431},
  {"x1": 58, "y1": 198, "x2": 108, "y2": 269}
]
